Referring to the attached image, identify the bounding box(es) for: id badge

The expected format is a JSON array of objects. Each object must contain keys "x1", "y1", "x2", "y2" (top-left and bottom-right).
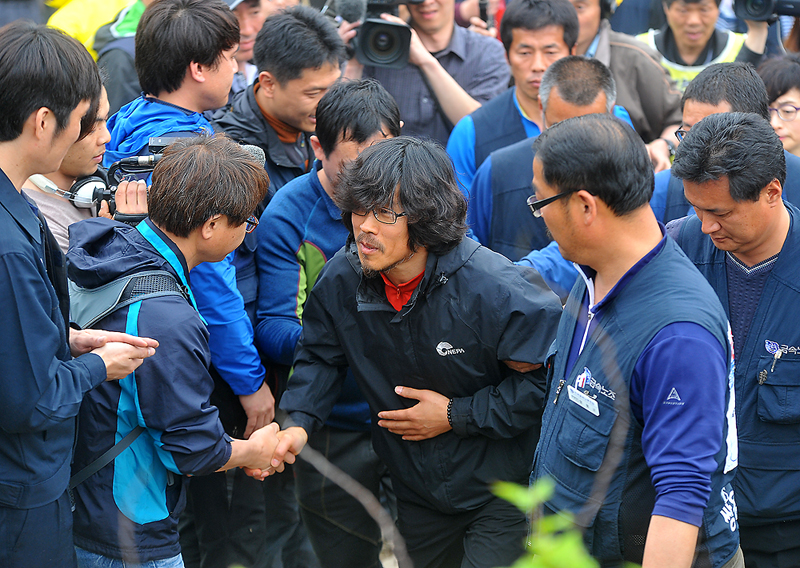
[{"x1": 567, "y1": 385, "x2": 599, "y2": 416}]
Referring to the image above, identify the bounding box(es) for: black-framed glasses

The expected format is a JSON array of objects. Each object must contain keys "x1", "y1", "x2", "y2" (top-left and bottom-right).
[
  {"x1": 245, "y1": 215, "x2": 259, "y2": 233},
  {"x1": 769, "y1": 103, "x2": 800, "y2": 122},
  {"x1": 674, "y1": 127, "x2": 689, "y2": 141},
  {"x1": 352, "y1": 207, "x2": 409, "y2": 225},
  {"x1": 527, "y1": 190, "x2": 576, "y2": 218}
]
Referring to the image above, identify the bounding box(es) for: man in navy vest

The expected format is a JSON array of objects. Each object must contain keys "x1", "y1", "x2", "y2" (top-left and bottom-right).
[
  {"x1": 468, "y1": 55, "x2": 618, "y2": 263},
  {"x1": 531, "y1": 113, "x2": 742, "y2": 568},
  {"x1": 653, "y1": 62, "x2": 800, "y2": 223},
  {"x1": 446, "y1": 0, "x2": 577, "y2": 195},
  {"x1": 519, "y1": 61, "x2": 800, "y2": 297},
  {"x1": 669, "y1": 112, "x2": 800, "y2": 568}
]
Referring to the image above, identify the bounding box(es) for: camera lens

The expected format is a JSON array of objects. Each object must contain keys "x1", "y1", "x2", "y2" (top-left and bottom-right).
[
  {"x1": 373, "y1": 32, "x2": 394, "y2": 52},
  {"x1": 745, "y1": 0, "x2": 769, "y2": 15}
]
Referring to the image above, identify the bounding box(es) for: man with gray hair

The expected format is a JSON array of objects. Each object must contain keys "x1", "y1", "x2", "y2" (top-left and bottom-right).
[{"x1": 468, "y1": 55, "x2": 618, "y2": 261}]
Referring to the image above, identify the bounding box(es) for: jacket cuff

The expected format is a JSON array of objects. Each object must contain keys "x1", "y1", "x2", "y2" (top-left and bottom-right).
[
  {"x1": 284, "y1": 411, "x2": 318, "y2": 434},
  {"x1": 449, "y1": 397, "x2": 471, "y2": 438},
  {"x1": 80, "y1": 352, "x2": 108, "y2": 389}
]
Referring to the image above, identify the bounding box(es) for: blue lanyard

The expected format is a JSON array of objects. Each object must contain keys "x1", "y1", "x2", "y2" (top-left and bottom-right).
[{"x1": 136, "y1": 221, "x2": 205, "y2": 321}]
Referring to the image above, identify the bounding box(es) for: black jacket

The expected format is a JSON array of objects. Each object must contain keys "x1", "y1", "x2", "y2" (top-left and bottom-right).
[
  {"x1": 211, "y1": 86, "x2": 312, "y2": 199},
  {"x1": 281, "y1": 237, "x2": 562, "y2": 512}
]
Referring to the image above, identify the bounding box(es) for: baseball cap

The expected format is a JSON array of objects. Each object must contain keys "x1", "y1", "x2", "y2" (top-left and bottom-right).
[{"x1": 225, "y1": 0, "x2": 244, "y2": 8}]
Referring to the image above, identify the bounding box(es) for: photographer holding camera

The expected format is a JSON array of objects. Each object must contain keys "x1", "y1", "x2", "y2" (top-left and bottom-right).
[{"x1": 342, "y1": 0, "x2": 510, "y2": 145}]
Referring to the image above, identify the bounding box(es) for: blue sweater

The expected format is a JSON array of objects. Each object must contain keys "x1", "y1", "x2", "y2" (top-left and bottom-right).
[{"x1": 255, "y1": 163, "x2": 369, "y2": 430}]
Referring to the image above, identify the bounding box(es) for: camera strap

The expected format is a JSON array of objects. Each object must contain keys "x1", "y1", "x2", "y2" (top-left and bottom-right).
[{"x1": 416, "y1": 66, "x2": 455, "y2": 134}]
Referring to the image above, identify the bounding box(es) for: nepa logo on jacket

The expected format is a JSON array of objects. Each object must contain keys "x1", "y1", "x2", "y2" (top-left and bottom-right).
[{"x1": 436, "y1": 341, "x2": 465, "y2": 356}]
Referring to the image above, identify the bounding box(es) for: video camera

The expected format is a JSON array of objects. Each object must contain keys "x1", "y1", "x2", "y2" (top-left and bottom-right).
[
  {"x1": 734, "y1": 0, "x2": 800, "y2": 21},
  {"x1": 337, "y1": 0, "x2": 424, "y2": 69},
  {"x1": 31, "y1": 137, "x2": 178, "y2": 215}
]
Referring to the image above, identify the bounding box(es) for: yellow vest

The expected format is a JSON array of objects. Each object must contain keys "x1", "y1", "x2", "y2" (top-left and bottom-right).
[
  {"x1": 636, "y1": 29, "x2": 746, "y2": 92},
  {"x1": 47, "y1": 0, "x2": 132, "y2": 60}
]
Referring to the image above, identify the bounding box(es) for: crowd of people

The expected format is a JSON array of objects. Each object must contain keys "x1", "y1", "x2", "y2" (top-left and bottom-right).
[{"x1": 2, "y1": 0, "x2": 800, "y2": 567}]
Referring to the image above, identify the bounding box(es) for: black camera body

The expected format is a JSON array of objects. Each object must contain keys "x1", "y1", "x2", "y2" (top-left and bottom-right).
[
  {"x1": 353, "y1": 0, "x2": 423, "y2": 69},
  {"x1": 734, "y1": 0, "x2": 800, "y2": 21}
]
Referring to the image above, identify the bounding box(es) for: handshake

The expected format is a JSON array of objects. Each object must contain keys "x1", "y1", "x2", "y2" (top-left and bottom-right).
[{"x1": 230, "y1": 425, "x2": 309, "y2": 480}]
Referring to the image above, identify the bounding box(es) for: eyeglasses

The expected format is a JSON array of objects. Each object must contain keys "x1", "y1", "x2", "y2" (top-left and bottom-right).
[
  {"x1": 245, "y1": 214, "x2": 259, "y2": 233},
  {"x1": 674, "y1": 127, "x2": 689, "y2": 141},
  {"x1": 352, "y1": 207, "x2": 409, "y2": 225},
  {"x1": 769, "y1": 103, "x2": 800, "y2": 122},
  {"x1": 527, "y1": 190, "x2": 577, "y2": 218}
]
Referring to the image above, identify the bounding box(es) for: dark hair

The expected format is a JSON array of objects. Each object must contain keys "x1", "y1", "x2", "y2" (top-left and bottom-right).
[
  {"x1": 533, "y1": 113, "x2": 653, "y2": 215},
  {"x1": 0, "y1": 21, "x2": 101, "y2": 142},
  {"x1": 499, "y1": 0, "x2": 579, "y2": 54},
  {"x1": 253, "y1": 5, "x2": 345, "y2": 84},
  {"x1": 135, "y1": 0, "x2": 239, "y2": 97},
  {"x1": 149, "y1": 135, "x2": 269, "y2": 237},
  {"x1": 682, "y1": 62, "x2": 769, "y2": 120},
  {"x1": 335, "y1": 137, "x2": 468, "y2": 255},
  {"x1": 663, "y1": 0, "x2": 721, "y2": 7},
  {"x1": 539, "y1": 56, "x2": 616, "y2": 111},
  {"x1": 315, "y1": 79, "x2": 401, "y2": 157},
  {"x1": 758, "y1": 54, "x2": 800, "y2": 104},
  {"x1": 672, "y1": 112, "x2": 785, "y2": 202}
]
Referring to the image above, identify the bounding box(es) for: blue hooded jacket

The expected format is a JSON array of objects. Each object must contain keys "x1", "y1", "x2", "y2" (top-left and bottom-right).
[{"x1": 67, "y1": 217, "x2": 231, "y2": 562}]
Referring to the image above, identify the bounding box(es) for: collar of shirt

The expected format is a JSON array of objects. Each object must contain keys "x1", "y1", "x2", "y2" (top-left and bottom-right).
[
  {"x1": 585, "y1": 32, "x2": 601, "y2": 58},
  {"x1": 565, "y1": 224, "x2": 667, "y2": 370},
  {"x1": 0, "y1": 166, "x2": 41, "y2": 245},
  {"x1": 429, "y1": 24, "x2": 467, "y2": 61}
]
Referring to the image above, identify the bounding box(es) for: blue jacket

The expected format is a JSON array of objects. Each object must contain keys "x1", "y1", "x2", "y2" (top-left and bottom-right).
[
  {"x1": 0, "y1": 169, "x2": 106, "y2": 510},
  {"x1": 533, "y1": 236, "x2": 739, "y2": 567},
  {"x1": 67, "y1": 218, "x2": 232, "y2": 561},
  {"x1": 673, "y1": 203, "x2": 800, "y2": 525},
  {"x1": 282, "y1": 238, "x2": 563, "y2": 512},
  {"x1": 103, "y1": 95, "x2": 213, "y2": 167},
  {"x1": 104, "y1": 94, "x2": 265, "y2": 396},
  {"x1": 255, "y1": 164, "x2": 369, "y2": 430},
  {"x1": 211, "y1": 85, "x2": 312, "y2": 197}
]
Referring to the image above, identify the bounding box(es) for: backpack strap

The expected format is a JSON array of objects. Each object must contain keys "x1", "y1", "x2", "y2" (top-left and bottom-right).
[
  {"x1": 69, "y1": 425, "x2": 145, "y2": 489},
  {"x1": 69, "y1": 270, "x2": 188, "y2": 329},
  {"x1": 67, "y1": 269, "x2": 189, "y2": 490}
]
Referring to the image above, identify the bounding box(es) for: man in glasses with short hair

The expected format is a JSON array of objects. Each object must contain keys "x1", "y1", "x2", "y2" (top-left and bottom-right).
[
  {"x1": 530, "y1": 113, "x2": 743, "y2": 568},
  {"x1": 270, "y1": 136, "x2": 562, "y2": 568}
]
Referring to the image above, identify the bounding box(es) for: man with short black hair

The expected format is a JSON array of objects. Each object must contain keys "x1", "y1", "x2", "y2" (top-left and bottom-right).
[
  {"x1": 653, "y1": 62, "x2": 800, "y2": 224},
  {"x1": 213, "y1": 5, "x2": 345, "y2": 193},
  {"x1": 101, "y1": 4, "x2": 282, "y2": 566},
  {"x1": 531, "y1": 113, "x2": 742, "y2": 568},
  {"x1": 670, "y1": 112, "x2": 800, "y2": 568},
  {"x1": 271, "y1": 136, "x2": 562, "y2": 568},
  {"x1": 256, "y1": 78, "x2": 401, "y2": 568},
  {"x1": 0, "y1": 21, "x2": 157, "y2": 568},
  {"x1": 68, "y1": 136, "x2": 280, "y2": 567}
]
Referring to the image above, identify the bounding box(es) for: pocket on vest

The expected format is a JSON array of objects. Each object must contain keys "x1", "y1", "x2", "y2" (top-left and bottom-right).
[
  {"x1": 557, "y1": 398, "x2": 619, "y2": 472},
  {"x1": 756, "y1": 354, "x2": 800, "y2": 424}
]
